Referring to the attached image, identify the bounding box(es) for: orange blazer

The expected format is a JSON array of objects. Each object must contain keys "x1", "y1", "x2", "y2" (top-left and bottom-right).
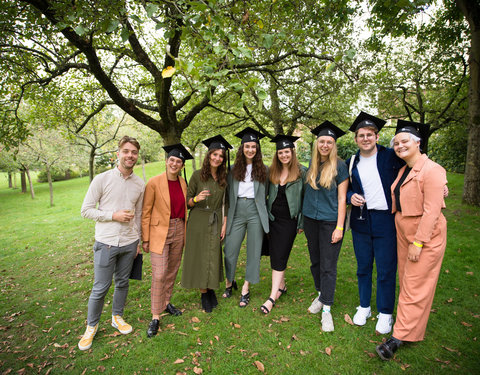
[
  {"x1": 141, "y1": 172, "x2": 187, "y2": 254},
  {"x1": 391, "y1": 154, "x2": 447, "y2": 243}
]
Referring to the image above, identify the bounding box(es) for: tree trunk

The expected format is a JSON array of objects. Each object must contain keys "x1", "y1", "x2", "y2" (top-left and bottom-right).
[
  {"x1": 8, "y1": 172, "x2": 12, "y2": 188},
  {"x1": 25, "y1": 167, "x2": 35, "y2": 199},
  {"x1": 457, "y1": 0, "x2": 480, "y2": 206},
  {"x1": 89, "y1": 148, "x2": 95, "y2": 182},
  {"x1": 47, "y1": 167, "x2": 54, "y2": 207},
  {"x1": 142, "y1": 157, "x2": 147, "y2": 183},
  {"x1": 20, "y1": 169, "x2": 27, "y2": 193},
  {"x1": 13, "y1": 172, "x2": 17, "y2": 189}
]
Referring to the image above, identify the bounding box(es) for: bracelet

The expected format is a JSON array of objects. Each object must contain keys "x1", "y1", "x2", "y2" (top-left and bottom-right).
[
  {"x1": 193, "y1": 196, "x2": 197, "y2": 204},
  {"x1": 336, "y1": 226, "x2": 344, "y2": 231},
  {"x1": 413, "y1": 241, "x2": 423, "y2": 248}
]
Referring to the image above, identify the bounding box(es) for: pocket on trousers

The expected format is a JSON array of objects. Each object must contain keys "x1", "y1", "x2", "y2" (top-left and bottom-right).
[{"x1": 93, "y1": 241, "x2": 111, "y2": 267}]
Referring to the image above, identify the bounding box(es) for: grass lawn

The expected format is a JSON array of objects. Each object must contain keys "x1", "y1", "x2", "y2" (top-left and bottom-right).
[{"x1": 0, "y1": 164, "x2": 479, "y2": 374}]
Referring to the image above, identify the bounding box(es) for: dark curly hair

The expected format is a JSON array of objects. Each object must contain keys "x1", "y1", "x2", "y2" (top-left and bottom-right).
[
  {"x1": 232, "y1": 143, "x2": 267, "y2": 183},
  {"x1": 200, "y1": 148, "x2": 228, "y2": 187}
]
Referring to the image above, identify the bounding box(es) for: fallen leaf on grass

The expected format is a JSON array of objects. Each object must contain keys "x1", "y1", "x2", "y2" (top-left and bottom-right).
[
  {"x1": 461, "y1": 321, "x2": 472, "y2": 327},
  {"x1": 442, "y1": 346, "x2": 460, "y2": 355},
  {"x1": 344, "y1": 314, "x2": 354, "y2": 325},
  {"x1": 299, "y1": 350, "x2": 307, "y2": 356},
  {"x1": 325, "y1": 346, "x2": 332, "y2": 356},
  {"x1": 193, "y1": 366, "x2": 203, "y2": 374},
  {"x1": 291, "y1": 334, "x2": 298, "y2": 341},
  {"x1": 466, "y1": 272, "x2": 473, "y2": 275},
  {"x1": 280, "y1": 317, "x2": 289, "y2": 322},
  {"x1": 53, "y1": 343, "x2": 68, "y2": 349},
  {"x1": 191, "y1": 317, "x2": 201, "y2": 323},
  {"x1": 174, "y1": 358, "x2": 184, "y2": 364},
  {"x1": 364, "y1": 350, "x2": 376, "y2": 358},
  {"x1": 214, "y1": 335, "x2": 219, "y2": 341},
  {"x1": 447, "y1": 298, "x2": 453, "y2": 303},
  {"x1": 400, "y1": 363, "x2": 411, "y2": 370},
  {"x1": 254, "y1": 361, "x2": 265, "y2": 372},
  {"x1": 435, "y1": 358, "x2": 450, "y2": 365},
  {"x1": 234, "y1": 324, "x2": 241, "y2": 329},
  {"x1": 192, "y1": 327, "x2": 200, "y2": 331}
]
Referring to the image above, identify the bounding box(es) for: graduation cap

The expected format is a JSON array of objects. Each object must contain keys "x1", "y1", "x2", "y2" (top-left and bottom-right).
[
  {"x1": 162, "y1": 143, "x2": 194, "y2": 162},
  {"x1": 202, "y1": 135, "x2": 233, "y2": 170},
  {"x1": 349, "y1": 111, "x2": 386, "y2": 132},
  {"x1": 162, "y1": 143, "x2": 194, "y2": 183},
  {"x1": 271, "y1": 135, "x2": 300, "y2": 150},
  {"x1": 311, "y1": 121, "x2": 346, "y2": 141},
  {"x1": 395, "y1": 119, "x2": 431, "y2": 153},
  {"x1": 235, "y1": 127, "x2": 266, "y2": 144},
  {"x1": 202, "y1": 135, "x2": 233, "y2": 151}
]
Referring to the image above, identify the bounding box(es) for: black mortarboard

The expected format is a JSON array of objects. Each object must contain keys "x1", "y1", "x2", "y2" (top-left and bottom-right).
[
  {"x1": 234, "y1": 127, "x2": 265, "y2": 144},
  {"x1": 129, "y1": 254, "x2": 143, "y2": 280},
  {"x1": 395, "y1": 120, "x2": 430, "y2": 152},
  {"x1": 202, "y1": 135, "x2": 233, "y2": 151},
  {"x1": 270, "y1": 135, "x2": 300, "y2": 150},
  {"x1": 311, "y1": 121, "x2": 346, "y2": 140},
  {"x1": 162, "y1": 143, "x2": 193, "y2": 162},
  {"x1": 349, "y1": 111, "x2": 386, "y2": 132}
]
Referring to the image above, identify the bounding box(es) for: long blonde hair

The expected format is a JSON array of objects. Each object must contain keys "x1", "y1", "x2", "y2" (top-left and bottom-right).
[
  {"x1": 269, "y1": 148, "x2": 301, "y2": 184},
  {"x1": 306, "y1": 138, "x2": 339, "y2": 189}
]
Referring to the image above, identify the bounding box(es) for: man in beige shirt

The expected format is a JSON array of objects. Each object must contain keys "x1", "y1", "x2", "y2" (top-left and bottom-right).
[{"x1": 78, "y1": 136, "x2": 145, "y2": 351}]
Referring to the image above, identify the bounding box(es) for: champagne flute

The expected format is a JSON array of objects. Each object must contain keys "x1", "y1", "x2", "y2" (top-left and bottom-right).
[
  {"x1": 357, "y1": 195, "x2": 366, "y2": 220},
  {"x1": 203, "y1": 187, "x2": 210, "y2": 209}
]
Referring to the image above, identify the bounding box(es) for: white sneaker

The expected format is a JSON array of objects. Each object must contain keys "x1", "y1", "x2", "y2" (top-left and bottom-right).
[
  {"x1": 376, "y1": 313, "x2": 393, "y2": 334},
  {"x1": 353, "y1": 306, "x2": 371, "y2": 326},
  {"x1": 321, "y1": 311, "x2": 334, "y2": 332},
  {"x1": 308, "y1": 296, "x2": 323, "y2": 314},
  {"x1": 78, "y1": 323, "x2": 98, "y2": 351},
  {"x1": 111, "y1": 315, "x2": 133, "y2": 334}
]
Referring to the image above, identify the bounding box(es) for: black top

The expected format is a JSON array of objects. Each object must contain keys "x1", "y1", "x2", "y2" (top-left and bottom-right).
[{"x1": 394, "y1": 167, "x2": 411, "y2": 212}]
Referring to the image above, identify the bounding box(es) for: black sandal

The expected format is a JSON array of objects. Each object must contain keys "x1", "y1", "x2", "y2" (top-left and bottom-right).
[
  {"x1": 239, "y1": 291, "x2": 250, "y2": 307},
  {"x1": 222, "y1": 280, "x2": 238, "y2": 298},
  {"x1": 278, "y1": 286, "x2": 287, "y2": 299},
  {"x1": 260, "y1": 297, "x2": 275, "y2": 315}
]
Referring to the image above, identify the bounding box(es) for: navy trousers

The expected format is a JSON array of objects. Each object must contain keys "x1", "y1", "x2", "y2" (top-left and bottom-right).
[{"x1": 352, "y1": 210, "x2": 397, "y2": 314}]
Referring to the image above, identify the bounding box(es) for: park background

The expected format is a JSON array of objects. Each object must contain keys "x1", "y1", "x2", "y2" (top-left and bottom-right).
[{"x1": 1, "y1": 0, "x2": 480, "y2": 374}]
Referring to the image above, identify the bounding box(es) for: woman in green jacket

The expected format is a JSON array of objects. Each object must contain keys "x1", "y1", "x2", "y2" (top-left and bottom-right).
[{"x1": 260, "y1": 135, "x2": 306, "y2": 314}]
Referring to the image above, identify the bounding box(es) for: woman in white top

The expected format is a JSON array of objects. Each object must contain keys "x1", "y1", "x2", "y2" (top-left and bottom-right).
[{"x1": 223, "y1": 127, "x2": 269, "y2": 307}]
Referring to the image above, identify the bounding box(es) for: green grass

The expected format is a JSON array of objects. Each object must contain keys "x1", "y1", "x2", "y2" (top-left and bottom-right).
[{"x1": 1, "y1": 166, "x2": 479, "y2": 374}]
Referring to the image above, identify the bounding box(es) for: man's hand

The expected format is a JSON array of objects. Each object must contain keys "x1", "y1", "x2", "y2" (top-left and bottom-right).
[
  {"x1": 112, "y1": 209, "x2": 134, "y2": 222},
  {"x1": 351, "y1": 193, "x2": 366, "y2": 207},
  {"x1": 142, "y1": 241, "x2": 150, "y2": 253}
]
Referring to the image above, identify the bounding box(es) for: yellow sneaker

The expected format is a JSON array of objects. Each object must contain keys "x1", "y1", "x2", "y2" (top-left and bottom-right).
[
  {"x1": 78, "y1": 324, "x2": 98, "y2": 351},
  {"x1": 111, "y1": 315, "x2": 132, "y2": 334}
]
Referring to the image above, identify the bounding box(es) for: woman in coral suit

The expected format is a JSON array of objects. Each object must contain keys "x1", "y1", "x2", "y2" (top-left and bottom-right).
[{"x1": 376, "y1": 120, "x2": 447, "y2": 360}]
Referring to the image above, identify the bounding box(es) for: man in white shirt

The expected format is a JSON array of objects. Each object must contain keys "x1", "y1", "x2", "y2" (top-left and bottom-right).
[
  {"x1": 346, "y1": 113, "x2": 404, "y2": 335},
  {"x1": 78, "y1": 136, "x2": 145, "y2": 351}
]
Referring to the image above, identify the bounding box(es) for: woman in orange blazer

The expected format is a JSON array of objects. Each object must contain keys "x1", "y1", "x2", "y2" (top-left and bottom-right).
[
  {"x1": 376, "y1": 120, "x2": 447, "y2": 360},
  {"x1": 141, "y1": 144, "x2": 193, "y2": 338}
]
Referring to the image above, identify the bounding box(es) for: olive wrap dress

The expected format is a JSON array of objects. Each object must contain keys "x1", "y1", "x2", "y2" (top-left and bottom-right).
[{"x1": 181, "y1": 170, "x2": 226, "y2": 289}]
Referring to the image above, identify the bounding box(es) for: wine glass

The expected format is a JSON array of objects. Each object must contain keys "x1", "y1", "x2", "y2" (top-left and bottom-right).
[
  {"x1": 203, "y1": 187, "x2": 210, "y2": 209},
  {"x1": 358, "y1": 194, "x2": 366, "y2": 220}
]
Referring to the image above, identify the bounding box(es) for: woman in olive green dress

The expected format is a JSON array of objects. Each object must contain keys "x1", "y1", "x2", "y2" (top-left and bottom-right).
[{"x1": 181, "y1": 136, "x2": 231, "y2": 313}]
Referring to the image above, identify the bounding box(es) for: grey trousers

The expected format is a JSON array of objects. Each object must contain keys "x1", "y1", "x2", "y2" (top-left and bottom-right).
[
  {"x1": 224, "y1": 198, "x2": 264, "y2": 284},
  {"x1": 87, "y1": 240, "x2": 138, "y2": 326}
]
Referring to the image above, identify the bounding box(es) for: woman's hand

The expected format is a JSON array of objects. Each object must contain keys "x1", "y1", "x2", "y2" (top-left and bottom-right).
[
  {"x1": 142, "y1": 241, "x2": 150, "y2": 253},
  {"x1": 195, "y1": 189, "x2": 211, "y2": 202},
  {"x1": 331, "y1": 228, "x2": 343, "y2": 243},
  {"x1": 220, "y1": 221, "x2": 227, "y2": 241},
  {"x1": 408, "y1": 243, "x2": 422, "y2": 262}
]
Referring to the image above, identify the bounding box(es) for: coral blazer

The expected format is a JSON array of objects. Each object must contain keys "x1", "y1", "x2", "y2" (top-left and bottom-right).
[
  {"x1": 141, "y1": 172, "x2": 187, "y2": 254},
  {"x1": 391, "y1": 154, "x2": 447, "y2": 243}
]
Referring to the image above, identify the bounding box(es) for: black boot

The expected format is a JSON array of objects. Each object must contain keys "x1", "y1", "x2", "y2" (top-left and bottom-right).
[
  {"x1": 146, "y1": 319, "x2": 159, "y2": 338},
  {"x1": 376, "y1": 337, "x2": 402, "y2": 361},
  {"x1": 208, "y1": 289, "x2": 218, "y2": 308},
  {"x1": 201, "y1": 292, "x2": 212, "y2": 313}
]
